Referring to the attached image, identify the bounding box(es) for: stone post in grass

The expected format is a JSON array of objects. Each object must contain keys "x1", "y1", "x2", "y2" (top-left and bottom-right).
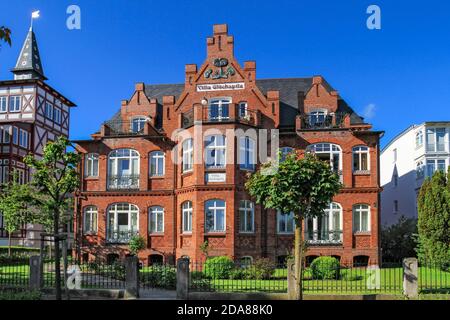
[
  {"x1": 29, "y1": 255, "x2": 42, "y2": 290},
  {"x1": 403, "y1": 257, "x2": 418, "y2": 299}
]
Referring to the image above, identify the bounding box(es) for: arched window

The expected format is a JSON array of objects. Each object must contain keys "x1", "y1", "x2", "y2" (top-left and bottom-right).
[
  {"x1": 182, "y1": 201, "x2": 193, "y2": 233},
  {"x1": 107, "y1": 203, "x2": 139, "y2": 243},
  {"x1": 149, "y1": 206, "x2": 164, "y2": 233},
  {"x1": 305, "y1": 202, "x2": 342, "y2": 243},
  {"x1": 415, "y1": 130, "x2": 423, "y2": 148},
  {"x1": 239, "y1": 200, "x2": 254, "y2": 233},
  {"x1": 205, "y1": 135, "x2": 226, "y2": 168},
  {"x1": 182, "y1": 139, "x2": 194, "y2": 172},
  {"x1": 83, "y1": 206, "x2": 98, "y2": 234},
  {"x1": 353, "y1": 204, "x2": 370, "y2": 232},
  {"x1": 306, "y1": 143, "x2": 342, "y2": 174},
  {"x1": 131, "y1": 117, "x2": 147, "y2": 133},
  {"x1": 149, "y1": 151, "x2": 165, "y2": 177},
  {"x1": 279, "y1": 147, "x2": 294, "y2": 162},
  {"x1": 208, "y1": 98, "x2": 231, "y2": 121},
  {"x1": 352, "y1": 146, "x2": 370, "y2": 172},
  {"x1": 239, "y1": 136, "x2": 256, "y2": 170},
  {"x1": 277, "y1": 211, "x2": 295, "y2": 234},
  {"x1": 108, "y1": 149, "x2": 140, "y2": 190},
  {"x1": 85, "y1": 153, "x2": 99, "y2": 177},
  {"x1": 205, "y1": 199, "x2": 226, "y2": 233}
]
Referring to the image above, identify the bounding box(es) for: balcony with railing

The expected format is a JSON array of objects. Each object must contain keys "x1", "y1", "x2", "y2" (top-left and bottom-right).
[
  {"x1": 181, "y1": 104, "x2": 260, "y2": 128},
  {"x1": 296, "y1": 112, "x2": 350, "y2": 130},
  {"x1": 305, "y1": 230, "x2": 343, "y2": 245},
  {"x1": 107, "y1": 174, "x2": 140, "y2": 191},
  {"x1": 99, "y1": 119, "x2": 158, "y2": 137},
  {"x1": 106, "y1": 230, "x2": 138, "y2": 244}
]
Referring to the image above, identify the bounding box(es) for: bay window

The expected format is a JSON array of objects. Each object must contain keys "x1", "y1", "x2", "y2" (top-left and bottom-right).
[
  {"x1": 426, "y1": 128, "x2": 446, "y2": 152},
  {"x1": 205, "y1": 199, "x2": 225, "y2": 233},
  {"x1": 426, "y1": 159, "x2": 446, "y2": 176}
]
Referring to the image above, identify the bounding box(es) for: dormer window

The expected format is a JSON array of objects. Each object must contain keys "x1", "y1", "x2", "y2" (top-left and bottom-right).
[
  {"x1": 208, "y1": 98, "x2": 230, "y2": 121},
  {"x1": 308, "y1": 110, "x2": 327, "y2": 127},
  {"x1": 131, "y1": 117, "x2": 147, "y2": 133},
  {"x1": 238, "y1": 102, "x2": 248, "y2": 118}
]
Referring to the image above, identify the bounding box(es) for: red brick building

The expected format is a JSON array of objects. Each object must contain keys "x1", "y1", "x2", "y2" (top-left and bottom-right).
[{"x1": 73, "y1": 24, "x2": 382, "y2": 266}]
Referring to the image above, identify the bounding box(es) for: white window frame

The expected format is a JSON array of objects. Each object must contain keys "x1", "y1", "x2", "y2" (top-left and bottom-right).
[
  {"x1": 149, "y1": 151, "x2": 165, "y2": 177},
  {"x1": 305, "y1": 202, "x2": 343, "y2": 243},
  {"x1": 205, "y1": 199, "x2": 226, "y2": 233},
  {"x1": 238, "y1": 101, "x2": 248, "y2": 118},
  {"x1": 9, "y1": 96, "x2": 21, "y2": 112},
  {"x1": 208, "y1": 97, "x2": 231, "y2": 121},
  {"x1": 131, "y1": 116, "x2": 147, "y2": 133},
  {"x1": 182, "y1": 138, "x2": 194, "y2": 172},
  {"x1": 182, "y1": 201, "x2": 193, "y2": 233},
  {"x1": 352, "y1": 146, "x2": 370, "y2": 172},
  {"x1": 239, "y1": 200, "x2": 254, "y2": 233},
  {"x1": 0, "y1": 96, "x2": 7, "y2": 113},
  {"x1": 85, "y1": 153, "x2": 99, "y2": 177},
  {"x1": 149, "y1": 206, "x2": 164, "y2": 234},
  {"x1": 277, "y1": 211, "x2": 295, "y2": 234},
  {"x1": 306, "y1": 143, "x2": 342, "y2": 173},
  {"x1": 108, "y1": 149, "x2": 140, "y2": 188},
  {"x1": 308, "y1": 109, "x2": 327, "y2": 126},
  {"x1": 426, "y1": 128, "x2": 447, "y2": 152},
  {"x1": 107, "y1": 203, "x2": 139, "y2": 241},
  {"x1": 353, "y1": 204, "x2": 371, "y2": 233},
  {"x1": 426, "y1": 159, "x2": 447, "y2": 176},
  {"x1": 53, "y1": 108, "x2": 61, "y2": 124},
  {"x1": 205, "y1": 135, "x2": 226, "y2": 169},
  {"x1": 3, "y1": 126, "x2": 11, "y2": 143},
  {"x1": 239, "y1": 136, "x2": 256, "y2": 171},
  {"x1": 415, "y1": 130, "x2": 423, "y2": 148},
  {"x1": 83, "y1": 206, "x2": 98, "y2": 234},
  {"x1": 416, "y1": 161, "x2": 425, "y2": 180}
]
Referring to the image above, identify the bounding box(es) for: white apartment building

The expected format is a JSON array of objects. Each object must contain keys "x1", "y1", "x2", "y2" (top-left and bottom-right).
[{"x1": 380, "y1": 122, "x2": 450, "y2": 225}]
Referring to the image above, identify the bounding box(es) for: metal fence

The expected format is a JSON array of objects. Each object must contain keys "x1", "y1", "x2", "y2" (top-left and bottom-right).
[
  {"x1": 0, "y1": 258, "x2": 29, "y2": 288},
  {"x1": 189, "y1": 260, "x2": 288, "y2": 293},
  {"x1": 419, "y1": 262, "x2": 450, "y2": 294}
]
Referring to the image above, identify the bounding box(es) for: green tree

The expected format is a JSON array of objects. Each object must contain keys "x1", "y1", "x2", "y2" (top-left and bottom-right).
[
  {"x1": 417, "y1": 168, "x2": 450, "y2": 269},
  {"x1": 0, "y1": 26, "x2": 11, "y2": 48},
  {"x1": 24, "y1": 136, "x2": 81, "y2": 300},
  {"x1": 381, "y1": 215, "x2": 418, "y2": 261},
  {"x1": 245, "y1": 153, "x2": 341, "y2": 299},
  {"x1": 0, "y1": 174, "x2": 35, "y2": 256}
]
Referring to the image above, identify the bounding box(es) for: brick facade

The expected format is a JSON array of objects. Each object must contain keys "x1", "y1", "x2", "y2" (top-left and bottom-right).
[{"x1": 73, "y1": 24, "x2": 382, "y2": 266}]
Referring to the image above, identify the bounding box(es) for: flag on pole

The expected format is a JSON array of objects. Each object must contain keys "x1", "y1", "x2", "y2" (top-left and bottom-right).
[{"x1": 32, "y1": 11, "x2": 40, "y2": 19}]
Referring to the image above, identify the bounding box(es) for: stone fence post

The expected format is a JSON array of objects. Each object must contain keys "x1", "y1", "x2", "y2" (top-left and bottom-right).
[
  {"x1": 125, "y1": 256, "x2": 139, "y2": 298},
  {"x1": 29, "y1": 255, "x2": 42, "y2": 290},
  {"x1": 403, "y1": 257, "x2": 418, "y2": 299},
  {"x1": 287, "y1": 259, "x2": 296, "y2": 300},
  {"x1": 177, "y1": 258, "x2": 190, "y2": 300}
]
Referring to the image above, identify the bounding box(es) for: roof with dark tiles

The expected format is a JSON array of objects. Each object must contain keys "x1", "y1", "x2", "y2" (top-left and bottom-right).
[{"x1": 107, "y1": 78, "x2": 364, "y2": 127}]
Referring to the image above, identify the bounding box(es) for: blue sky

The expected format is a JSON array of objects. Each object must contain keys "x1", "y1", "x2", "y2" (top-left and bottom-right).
[{"x1": 1, "y1": 0, "x2": 449, "y2": 147}]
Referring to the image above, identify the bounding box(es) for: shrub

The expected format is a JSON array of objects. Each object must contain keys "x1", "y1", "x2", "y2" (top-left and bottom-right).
[
  {"x1": 129, "y1": 235, "x2": 146, "y2": 256},
  {"x1": 203, "y1": 256, "x2": 234, "y2": 279},
  {"x1": 141, "y1": 266, "x2": 176, "y2": 289},
  {"x1": 251, "y1": 258, "x2": 276, "y2": 280},
  {"x1": 0, "y1": 289, "x2": 41, "y2": 300},
  {"x1": 190, "y1": 270, "x2": 207, "y2": 280},
  {"x1": 229, "y1": 268, "x2": 248, "y2": 280},
  {"x1": 310, "y1": 256, "x2": 341, "y2": 280}
]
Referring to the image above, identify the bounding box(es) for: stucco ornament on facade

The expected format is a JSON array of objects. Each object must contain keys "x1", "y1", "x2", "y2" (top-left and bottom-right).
[{"x1": 204, "y1": 58, "x2": 236, "y2": 80}]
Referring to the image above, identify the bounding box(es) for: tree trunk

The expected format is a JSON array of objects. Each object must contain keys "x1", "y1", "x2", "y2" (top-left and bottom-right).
[
  {"x1": 53, "y1": 209, "x2": 62, "y2": 300},
  {"x1": 294, "y1": 217, "x2": 304, "y2": 300}
]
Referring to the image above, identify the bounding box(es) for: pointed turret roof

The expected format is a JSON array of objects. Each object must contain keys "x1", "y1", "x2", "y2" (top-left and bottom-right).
[{"x1": 11, "y1": 27, "x2": 47, "y2": 80}]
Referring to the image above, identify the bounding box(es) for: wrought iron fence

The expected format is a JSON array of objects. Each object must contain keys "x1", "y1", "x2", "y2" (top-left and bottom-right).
[
  {"x1": 0, "y1": 257, "x2": 29, "y2": 288},
  {"x1": 106, "y1": 230, "x2": 138, "y2": 244},
  {"x1": 298, "y1": 112, "x2": 348, "y2": 130},
  {"x1": 305, "y1": 230, "x2": 343, "y2": 244},
  {"x1": 107, "y1": 174, "x2": 140, "y2": 191},
  {"x1": 418, "y1": 261, "x2": 450, "y2": 294},
  {"x1": 189, "y1": 260, "x2": 288, "y2": 293}
]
